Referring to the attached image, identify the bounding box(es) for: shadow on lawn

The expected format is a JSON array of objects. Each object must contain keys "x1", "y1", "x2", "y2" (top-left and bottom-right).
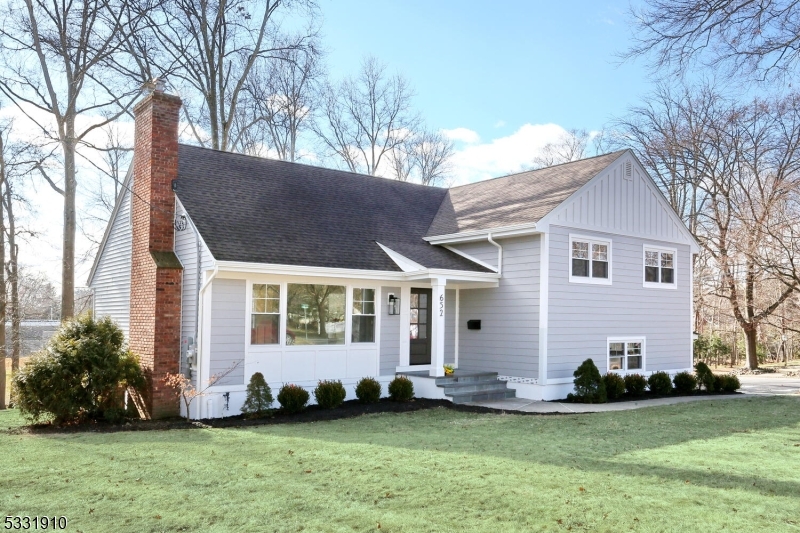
[{"x1": 242, "y1": 396, "x2": 800, "y2": 499}]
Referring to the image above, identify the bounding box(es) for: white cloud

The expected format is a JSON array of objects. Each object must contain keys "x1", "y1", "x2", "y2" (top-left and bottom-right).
[
  {"x1": 442, "y1": 127, "x2": 480, "y2": 144},
  {"x1": 493, "y1": 120, "x2": 506, "y2": 128},
  {"x1": 449, "y1": 123, "x2": 568, "y2": 185}
]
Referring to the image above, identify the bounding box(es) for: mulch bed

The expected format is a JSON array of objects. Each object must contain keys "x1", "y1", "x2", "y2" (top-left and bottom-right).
[
  {"x1": 556, "y1": 389, "x2": 742, "y2": 404},
  {"x1": 6, "y1": 398, "x2": 520, "y2": 435}
]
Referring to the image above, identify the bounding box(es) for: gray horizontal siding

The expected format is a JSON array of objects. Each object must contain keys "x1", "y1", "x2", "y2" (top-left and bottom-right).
[
  {"x1": 90, "y1": 186, "x2": 132, "y2": 336},
  {"x1": 457, "y1": 235, "x2": 540, "y2": 378},
  {"x1": 380, "y1": 286, "x2": 400, "y2": 375},
  {"x1": 546, "y1": 225, "x2": 692, "y2": 379},
  {"x1": 449, "y1": 241, "x2": 498, "y2": 269},
  {"x1": 210, "y1": 278, "x2": 246, "y2": 385}
]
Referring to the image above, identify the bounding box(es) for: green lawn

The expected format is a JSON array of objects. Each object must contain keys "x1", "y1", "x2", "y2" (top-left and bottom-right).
[{"x1": 1, "y1": 397, "x2": 799, "y2": 533}]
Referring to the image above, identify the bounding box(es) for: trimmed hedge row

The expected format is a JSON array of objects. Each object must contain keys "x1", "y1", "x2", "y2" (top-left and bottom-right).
[
  {"x1": 241, "y1": 375, "x2": 414, "y2": 416},
  {"x1": 569, "y1": 358, "x2": 741, "y2": 404}
]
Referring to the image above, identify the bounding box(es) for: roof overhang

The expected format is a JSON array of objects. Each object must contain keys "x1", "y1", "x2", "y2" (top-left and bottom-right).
[
  {"x1": 423, "y1": 222, "x2": 540, "y2": 245},
  {"x1": 214, "y1": 260, "x2": 500, "y2": 284}
]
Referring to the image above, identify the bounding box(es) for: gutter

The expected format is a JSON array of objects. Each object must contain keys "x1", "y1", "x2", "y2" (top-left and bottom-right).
[{"x1": 487, "y1": 233, "x2": 502, "y2": 276}]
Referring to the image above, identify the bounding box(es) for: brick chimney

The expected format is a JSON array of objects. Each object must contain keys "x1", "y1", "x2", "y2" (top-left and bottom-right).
[{"x1": 129, "y1": 82, "x2": 183, "y2": 419}]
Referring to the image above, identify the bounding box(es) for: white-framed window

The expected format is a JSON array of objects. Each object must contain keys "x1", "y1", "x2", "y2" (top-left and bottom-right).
[
  {"x1": 608, "y1": 338, "x2": 645, "y2": 372},
  {"x1": 643, "y1": 246, "x2": 677, "y2": 289},
  {"x1": 251, "y1": 283, "x2": 281, "y2": 345},
  {"x1": 351, "y1": 288, "x2": 376, "y2": 343},
  {"x1": 569, "y1": 234, "x2": 612, "y2": 284}
]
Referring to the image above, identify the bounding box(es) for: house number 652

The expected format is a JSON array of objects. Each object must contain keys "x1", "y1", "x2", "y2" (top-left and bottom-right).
[{"x1": 439, "y1": 294, "x2": 444, "y2": 316}]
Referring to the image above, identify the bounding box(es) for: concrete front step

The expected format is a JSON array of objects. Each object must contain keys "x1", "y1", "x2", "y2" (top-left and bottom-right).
[
  {"x1": 442, "y1": 381, "x2": 511, "y2": 395},
  {"x1": 449, "y1": 389, "x2": 516, "y2": 404},
  {"x1": 434, "y1": 371, "x2": 499, "y2": 386}
]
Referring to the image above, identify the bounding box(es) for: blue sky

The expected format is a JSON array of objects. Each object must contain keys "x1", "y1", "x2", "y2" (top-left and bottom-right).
[{"x1": 318, "y1": 0, "x2": 647, "y2": 143}]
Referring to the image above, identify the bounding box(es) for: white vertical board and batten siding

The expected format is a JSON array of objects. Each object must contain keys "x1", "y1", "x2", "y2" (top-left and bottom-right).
[
  {"x1": 209, "y1": 278, "x2": 246, "y2": 385},
  {"x1": 544, "y1": 154, "x2": 693, "y2": 379},
  {"x1": 452, "y1": 236, "x2": 540, "y2": 378},
  {"x1": 380, "y1": 286, "x2": 401, "y2": 374},
  {"x1": 90, "y1": 186, "x2": 133, "y2": 335},
  {"x1": 173, "y1": 199, "x2": 215, "y2": 353}
]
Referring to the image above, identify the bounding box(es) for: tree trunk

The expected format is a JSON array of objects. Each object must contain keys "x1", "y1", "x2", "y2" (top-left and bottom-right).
[
  {"x1": 0, "y1": 179, "x2": 6, "y2": 410},
  {"x1": 5, "y1": 182, "x2": 19, "y2": 371},
  {"x1": 61, "y1": 139, "x2": 76, "y2": 319},
  {"x1": 744, "y1": 324, "x2": 759, "y2": 370}
]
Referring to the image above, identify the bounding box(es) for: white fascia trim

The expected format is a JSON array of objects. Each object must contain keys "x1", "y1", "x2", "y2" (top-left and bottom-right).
[
  {"x1": 376, "y1": 242, "x2": 426, "y2": 272},
  {"x1": 214, "y1": 261, "x2": 500, "y2": 283},
  {"x1": 443, "y1": 245, "x2": 499, "y2": 273},
  {"x1": 424, "y1": 222, "x2": 539, "y2": 245}
]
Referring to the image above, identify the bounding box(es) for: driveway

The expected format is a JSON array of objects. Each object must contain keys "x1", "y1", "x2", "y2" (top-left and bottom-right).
[{"x1": 737, "y1": 373, "x2": 800, "y2": 396}]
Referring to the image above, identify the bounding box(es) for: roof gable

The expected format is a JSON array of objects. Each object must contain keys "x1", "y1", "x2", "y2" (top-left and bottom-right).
[
  {"x1": 426, "y1": 150, "x2": 627, "y2": 237},
  {"x1": 539, "y1": 150, "x2": 699, "y2": 250}
]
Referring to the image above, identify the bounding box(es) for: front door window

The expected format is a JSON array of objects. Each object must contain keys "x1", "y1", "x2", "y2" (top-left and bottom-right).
[{"x1": 410, "y1": 288, "x2": 432, "y2": 365}]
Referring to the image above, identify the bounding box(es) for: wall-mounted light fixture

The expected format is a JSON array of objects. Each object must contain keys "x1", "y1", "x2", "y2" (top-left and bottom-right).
[{"x1": 387, "y1": 293, "x2": 400, "y2": 315}]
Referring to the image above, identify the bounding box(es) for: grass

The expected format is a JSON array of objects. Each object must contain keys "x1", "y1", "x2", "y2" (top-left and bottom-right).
[{"x1": 1, "y1": 397, "x2": 799, "y2": 532}]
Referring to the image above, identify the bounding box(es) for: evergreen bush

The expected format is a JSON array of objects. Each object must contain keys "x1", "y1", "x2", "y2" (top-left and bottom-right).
[
  {"x1": 314, "y1": 380, "x2": 347, "y2": 409},
  {"x1": 719, "y1": 375, "x2": 741, "y2": 392},
  {"x1": 672, "y1": 371, "x2": 698, "y2": 394},
  {"x1": 355, "y1": 377, "x2": 382, "y2": 404},
  {"x1": 694, "y1": 361, "x2": 715, "y2": 391},
  {"x1": 624, "y1": 374, "x2": 648, "y2": 396},
  {"x1": 388, "y1": 376, "x2": 414, "y2": 402},
  {"x1": 602, "y1": 373, "x2": 626, "y2": 400},
  {"x1": 277, "y1": 384, "x2": 309, "y2": 413},
  {"x1": 240, "y1": 372, "x2": 273, "y2": 417},
  {"x1": 647, "y1": 371, "x2": 673, "y2": 396},
  {"x1": 571, "y1": 359, "x2": 607, "y2": 403},
  {"x1": 11, "y1": 314, "x2": 145, "y2": 424}
]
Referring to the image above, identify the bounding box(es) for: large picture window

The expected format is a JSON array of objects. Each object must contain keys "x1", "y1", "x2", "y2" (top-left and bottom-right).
[
  {"x1": 352, "y1": 288, "x2": 376, "y2": 343},
  {"x1": 251, "y1": 284, "x2": 280, "y2": 345},
  {"x1": 644, "y1": 247, "x2": 676, "y2": 287},
  {"x1": 569, "y1": 235, "x2": 611, "y2": 284},
  {"x1": 287, "y1": 284, "x2": 346, "y2": 345},
  {"x1": 608, "y1": 339, "x2": 644, "y2": 372}
]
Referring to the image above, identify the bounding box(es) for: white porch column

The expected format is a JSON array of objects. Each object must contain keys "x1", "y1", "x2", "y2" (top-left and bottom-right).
[{"x1": 429, "y1": 277, "x2": 446, "y2": 377}]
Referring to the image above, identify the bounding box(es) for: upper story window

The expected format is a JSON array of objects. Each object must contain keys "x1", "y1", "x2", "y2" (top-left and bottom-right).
[
  {"x1": 643, "y1": 246, "x2": 676, "y2": 288},
  {"x1": 251, "y1": 284, "x2": 281, "y2": 345},
  {"x1": 569, "y1": 235, "x2": 611, "y2": 285}
]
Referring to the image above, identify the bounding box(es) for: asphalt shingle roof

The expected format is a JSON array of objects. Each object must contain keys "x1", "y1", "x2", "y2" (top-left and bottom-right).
[
  {"x1": 175, "y1": 145, "x2": 490, "y2": 272},
  {"x1": 426, "y1": 150, "x2": 628, "y2": 236}
]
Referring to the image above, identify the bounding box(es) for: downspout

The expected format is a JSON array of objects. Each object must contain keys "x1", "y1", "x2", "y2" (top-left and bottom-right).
[
  {"x1": 487, "y1": 233, "x2": 502, "y2": 276},
  {"x1": 195, "y1": 263, "x2": 219, "y2": 419}
]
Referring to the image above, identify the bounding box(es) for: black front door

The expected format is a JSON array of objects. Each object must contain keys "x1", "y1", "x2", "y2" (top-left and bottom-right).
[{"x1": 410, "y1": 288, "x2": 432, "y2": 365}]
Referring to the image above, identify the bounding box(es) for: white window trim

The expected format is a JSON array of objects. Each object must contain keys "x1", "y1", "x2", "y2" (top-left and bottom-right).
[
  {"x1": 568, "y1": 233, "x2": 612, "y2": 285},
  {"x1": 607, "y1": 336, "x2": 646, "y2": 374},
  {"x1": 642, "y1": 245, "x2": 677, "y2": 290},
  {"x1": 246, "y1": 280, "x2": 379, "y2": 348}
]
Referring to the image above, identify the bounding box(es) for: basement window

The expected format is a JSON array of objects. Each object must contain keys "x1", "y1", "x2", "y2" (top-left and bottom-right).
[{"x1": 608, "y1": 338, "x2": 645, "y2": 372}]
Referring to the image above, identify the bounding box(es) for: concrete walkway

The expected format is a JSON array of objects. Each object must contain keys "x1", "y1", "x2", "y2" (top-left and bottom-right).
[{"x1": 465, "y1": 373, "x2": 800, "y2": 413}]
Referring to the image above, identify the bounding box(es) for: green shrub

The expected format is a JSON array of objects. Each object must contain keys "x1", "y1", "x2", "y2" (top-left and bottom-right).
[
  {"x1": 240, "y1": 372, "x2": 273, "y2": 417},
  {"x1": 572, "y1": 359, "x2": 606, "y2": 403},
  {"x1": 602, "y1": 373, "x2": 626, "y2": 400},
  {"x1": 694, "y1": 361, "x2": 715, "y2": 391},
  {"x1": 719, "y1": 374, "x2": 741, "y2": 392},
  {"x1": 713, "y1": 374, "x2": 725, "y2": 392},
  {"x1": 388, "y1": 376, "x2": 414, "y2": 402},
  {"x1": 624, "y1": 374, "x2": 648, "y2": 396},
  {"x1": 672, "y1": 371, "x2": 698, "y2": 394},
  {"x1": 647, "y1": 371, "x2": 673, "y2": 396},
  {"x1": 277, "y1": 384, "x2": 309, "y2": 413},
  {"x1": 355, "y1": 377, "x2": 382, "y2": 404},
  {"x1": 11, "y1": 314, "x2": 145, "y2": 424},
  {"x1": 314, "y1": 379, "x2": 346, "y2": 409}
]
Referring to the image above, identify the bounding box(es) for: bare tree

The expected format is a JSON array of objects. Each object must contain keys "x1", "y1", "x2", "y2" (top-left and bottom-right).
[
  {"x1": 531, "y1": 128, "x2": 592, "y2": 169},
  {"x1": 0, "y1": 0, "x2": 145, "y2": 319},
  {"x1": 130, "y1": 0, "x2": 319, "y2": 152},
  {"x1": 315, "y1": 56, "x2": 419, "y2": 176},
  {"x1": 238, "y1": 41, "x2": 322, "y2": 160},
  {"x1": 387, "y1": 129, "x2": 454, "y2": 186},
  {"x1": 619, "y1": 86, "x2": 800, "y2": 368},
  {"x1": 627, "y1": 0, "x2": 800, "y2": 83}
]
